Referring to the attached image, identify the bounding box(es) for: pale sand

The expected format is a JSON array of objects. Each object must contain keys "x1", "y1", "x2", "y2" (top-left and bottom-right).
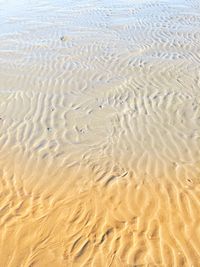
[{"x1": 0, "y1": 0, "x2": 200, "y2": 266}]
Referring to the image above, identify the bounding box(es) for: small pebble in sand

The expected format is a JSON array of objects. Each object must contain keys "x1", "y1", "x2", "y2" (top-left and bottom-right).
[
  {"x1": 60, "y1": 36, "x2": 68, "y2": 41},
  {"x1": 79, "y1": 129, "x2": 84, "y2": 134}
]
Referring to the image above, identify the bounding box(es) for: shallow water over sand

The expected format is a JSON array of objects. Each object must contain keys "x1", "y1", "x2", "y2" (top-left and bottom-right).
[{"x1": 0, "y1": 0, "x2": 200, "y2": 266}]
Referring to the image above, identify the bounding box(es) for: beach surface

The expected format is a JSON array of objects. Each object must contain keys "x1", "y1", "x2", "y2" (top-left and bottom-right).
[{"x1": 0, "y1": 0, "x2": 200, "y2": 266}]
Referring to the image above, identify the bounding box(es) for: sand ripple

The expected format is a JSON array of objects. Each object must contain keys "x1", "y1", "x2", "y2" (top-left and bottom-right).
[{"x1": 0, "y1": 0, "x2": 200, "y2": 266}]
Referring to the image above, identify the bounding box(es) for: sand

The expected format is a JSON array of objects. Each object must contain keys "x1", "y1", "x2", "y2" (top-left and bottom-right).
[{"x1": 0, "y1": 0, "x2": 200, "y2": 266}]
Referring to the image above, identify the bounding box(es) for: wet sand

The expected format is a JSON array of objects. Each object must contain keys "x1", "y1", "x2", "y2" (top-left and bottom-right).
[{"x1": 0, "y1": 0, "x2": 200, "y2": 266}]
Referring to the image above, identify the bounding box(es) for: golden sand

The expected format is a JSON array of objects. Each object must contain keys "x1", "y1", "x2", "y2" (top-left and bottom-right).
[
  {"x1": 0, "y1": 156, "x2": 200, "y2": 266},
  {"x1": 0, "y1": 0, "x2": 200, "y2": 266}
]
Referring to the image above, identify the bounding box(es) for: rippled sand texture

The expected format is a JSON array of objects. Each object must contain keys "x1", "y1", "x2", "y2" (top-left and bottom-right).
[{"x1": 0, "y1": 0, "x2": 200, "y2": 266}]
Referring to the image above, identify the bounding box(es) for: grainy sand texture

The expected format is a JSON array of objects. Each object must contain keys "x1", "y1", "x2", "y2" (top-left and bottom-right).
[{"x1": 0, "y1": 0, "x2": 200, "y2": 266}]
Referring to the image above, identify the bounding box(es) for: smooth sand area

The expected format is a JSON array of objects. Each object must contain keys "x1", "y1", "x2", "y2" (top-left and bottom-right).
[{"x1": 0, "y1": 0, "x2": 200, "y2": 266}]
